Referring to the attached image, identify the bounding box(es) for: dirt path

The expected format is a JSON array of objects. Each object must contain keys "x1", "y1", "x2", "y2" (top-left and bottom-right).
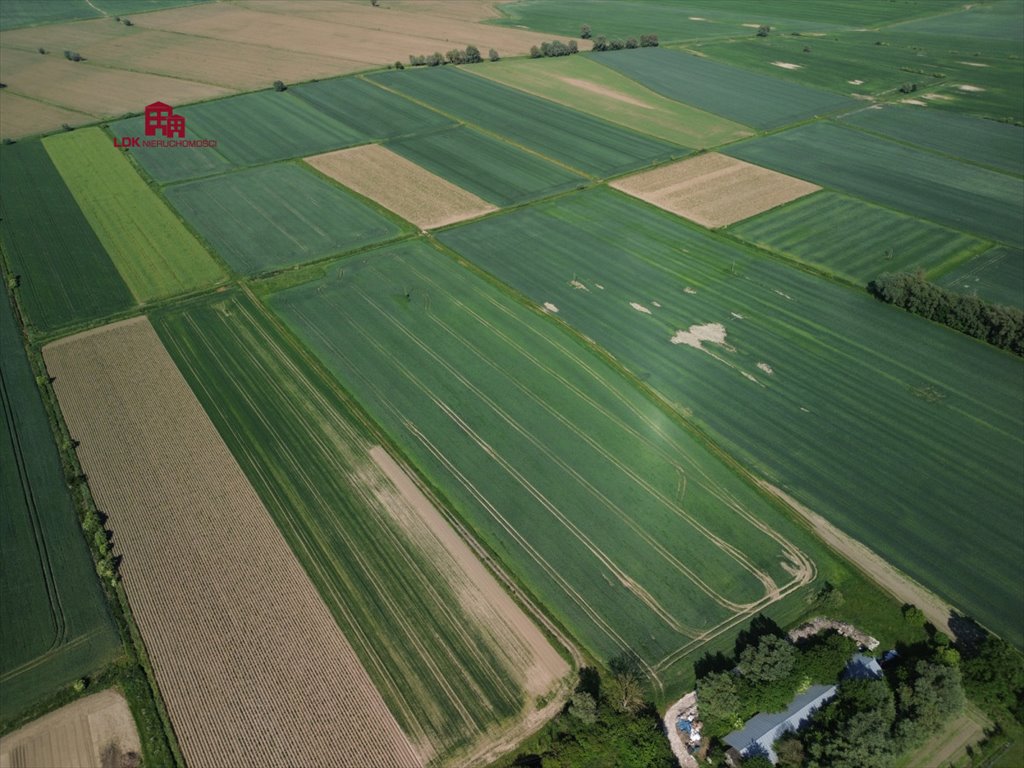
[
  {"x1": 759, "y1": 482, "x2": 956, "y2": 637},
  {"x1": 0, "y1": 689, "x2": 139, "y2": 768}
]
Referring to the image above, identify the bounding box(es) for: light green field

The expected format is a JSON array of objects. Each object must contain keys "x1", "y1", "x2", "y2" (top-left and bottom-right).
[
  {"x1": 43, "y1": 128, "x2": 225, "y2": 302},
  {"x1": 439, "y1": 188, "x2": 1024, "y2": 647},
  {"x1": 729, "y1": 191, "x2": 991, "y2": 284},
  {"x1": 470, "y1": 55, "x2": 751, "y2": 148}
]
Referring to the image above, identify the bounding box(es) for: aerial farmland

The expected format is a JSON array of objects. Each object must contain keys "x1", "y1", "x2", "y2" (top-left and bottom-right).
[{"x1": 0, "y1": 1, "x2": 1021, "y2": 767}]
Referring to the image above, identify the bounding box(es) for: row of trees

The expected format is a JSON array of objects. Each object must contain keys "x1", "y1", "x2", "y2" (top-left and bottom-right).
[
  {"x1": 530, "y1": 39, "x2": 578, "y2": 58},
  {"x1": 590, "y1": 33, "x2": 659, "y2": 51},
  {"x1": 407, "y1": 45, "x2": 498, "y2": 67},
  {"x1": 867, "y1": 271, "x2": 1023, "y2": 355}
]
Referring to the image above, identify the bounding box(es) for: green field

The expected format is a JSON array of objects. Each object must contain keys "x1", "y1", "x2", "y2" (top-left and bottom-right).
[
  {"x1": 438, "y1": 188, "x2": 1024, "y2": 647},
  {"x1": 0, "y1": 293, "x2": 120, "y2": 722},
  {"x1": 292, "y1": 76, "x2": 455, "y2": 140},
  {"x1": 590, "y1": 47, "x2": 855, "y2": 131},
  {"x1": 43, "y1": 128, "x2": 225, "y2": 302},
  {"x1": 728, "y1": 191, "x2": 991, "y2": 284},
  {"x1": 152, "y1": 290, "x2": 542, "y2": 758},
  {"x1": 489, "y1": 0, "x2": 960, "y2": 43},
  {"x1": 180, "y1": 91, "x2": 363, "y2": 167},
  {"x1": 469, "y1": 55, "x2": 752, "y2": 148},
  {"x1": 269, "y1": 239, "x2": 824, "y2": 687},
  {"x1": 109, "y1": 115, "x2": 237, "y2": 184},
  {"x1": 0, "y1": 142, "x2": 134, "y2": 334},
  {"x1": 0, "y1": 0, "x2": 207, "y2": 29},
  {"x1": 937, "y1": 246, "x2": 1024, "y2": 309},
  {"x1": 725, "y1": 121, "x2": 1024, "y2": 248},
  {"x1": 840, "y1": 105, "x2": 1024, "y2": 176},
  {"x1": 387, "y1": 126, "x2": 585, "y2": 207},
  {"x1": 368, "y1": 67, "x2": 683, "y2": 177},
  {"x1": 164, "y1": 164, "x2": 408, "y2": 276}
]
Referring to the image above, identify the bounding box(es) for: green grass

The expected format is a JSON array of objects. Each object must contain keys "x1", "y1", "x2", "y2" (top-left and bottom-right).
[
  {"x1": 109, "y1": 115, "x2": 237, "y2": 184},
  {"x1": 469, "y1": 55, "x2": 752, "y2": 148},
  {"x1": 728, "y1": 191, "x2": 991, "y2": 284},
  {"x1": 269, "y1": 238, "x2": 832, "y2": 690},
  {"x1": 437, "y1": 188, "x2": 1024, "y2": 648},
  {"x1": 937, "y1": 246, "x2": 1024, "y2": 309},
  {"x1": 292, "y1": 76, "x2": 455, "y2": 140},
  {"x1": 387, "y1": 126, "x2": 585, "y2": 207},
  {"x1": 840, "y1": 105, "x2": 1024, "y2": 176},
  {"x1": 488, "y1": 0, "x2": 960, "y2": 43},
  {"x1": 43, "y1": 128, "x2": 225, "y2": 302},
  {"x1": 0, "y1": 142, "x2": 134, "y2": 333},
  {"x1": 589, "y1": 47, "x2": 855, "y2": 131},
  {"x1": 725, "y1": 121, "x2": 1024, "y2": 248},
  {"x1": 151, "y1": 289, "x2": 536, "y2": 759},
  {"x1": 0, "y1": 292, "x2": 120, "y2": 722},
  {"x1": 368, "y1": 67, "x2": 684, "y2": 177},
  {"x1": 163, "y1": 163, "x2": 408, "y2": 276}
]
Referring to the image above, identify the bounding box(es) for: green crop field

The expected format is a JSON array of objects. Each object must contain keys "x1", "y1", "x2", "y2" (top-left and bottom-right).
[
  {"x1": 590, "y1": 48, "x2": 855, "y2": 131},
  {"x1": 0, "y1": 293, "x2": 120, "y2": 723},
  {"x1": 0, "y1": 0, "x2": 209, "y2": 29},
  {"x1": 292, "y1": 76, "x2": 455, "y2": 140},
  {"x1": 937, "y1": 246, "x2": 1024, "y2": 309},
  {"x1": 368, "y1": 67, "x2": 683, "y2": 177},
  {"x1": 840, "y1": 105, "x2": 1024, "y2": 177},
  {"x1": 387, "y1": 126, "x2": 585, "y2": 207},
  {"x1": 728, "y1": 191, "x2": 991, "y2": 284},
  {"x1": 725, "y1": 121, "x2": 1024, "y2": 248},
  {"x1": 109, "y1": 115, "x2": 237, "y2": 184},
  {"x1": 43, "y1": 128, "x2": 225, "y2": 302},
  {"x1": 0, "y1": 142, "x2": 133, "y2": 334},
  {"x1": 180, "y1": 90, "x2": 363, "y2": 167},
  {"x1": 469, "y1": 56, "x2": 752, "y2": 148},
  {"x1": 488, "y1": 0, "x2": 960, "y2": 43},
  {"x1": 164, "y1": 164, "x2": 408, "y2": 276},
  {"x1": 438, "y1": 188, "x2": 1024, "y2": 647},
  {"x1": 152, "y1": 289, "x2": 543, "y2": 759},
  {"x1": 269, "y1": 239, "x2": 825, "y2": 689}
]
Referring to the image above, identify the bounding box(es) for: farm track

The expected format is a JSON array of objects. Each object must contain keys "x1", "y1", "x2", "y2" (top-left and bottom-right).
[{"x1": 43, "y1": 317, "x2": 421, "y2": 768}]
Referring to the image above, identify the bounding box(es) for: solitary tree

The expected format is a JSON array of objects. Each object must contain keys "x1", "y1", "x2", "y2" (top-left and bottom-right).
[
  {"x1": 488, "y1": 48, "x2": 500, "y2": 62},
  {"x1": 580, "y1": 24, "x2": 591, "y2": 39},
  {"x1": 757, "y1": 24, "x2": 771, "y2": 37},
  {"x1": 273, "y1": 80, "x2": 286, "y2": 91}
]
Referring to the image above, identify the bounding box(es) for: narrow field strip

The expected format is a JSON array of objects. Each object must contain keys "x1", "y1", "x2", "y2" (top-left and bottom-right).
[
  {"x1": 42, "y1": 128, "x2": 225, "y2": 302},
  {"x1": 43, "y1": 317, "x2": 421, "y2": 768},
  {"x1": 306, "y1": 145, "x2": 497, "y2": 229},
  {"x1": 610, "y1": 153, "x2": 820, "y2": 228}
]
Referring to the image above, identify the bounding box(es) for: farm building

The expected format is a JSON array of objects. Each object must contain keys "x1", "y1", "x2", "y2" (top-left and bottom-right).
[{"x1": 723, "y1": 654, "x2": 884, "y2": 762}]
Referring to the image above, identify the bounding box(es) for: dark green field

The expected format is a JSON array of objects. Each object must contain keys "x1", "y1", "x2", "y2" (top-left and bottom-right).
[
  {"x1": 164, "y1": 163, "x2": 408, "y2": 276},
  {"x1": 368, "y1": 67, "x2": 684, "y2": 177},
  {"x1": 0, "y1": 142, "x2": 134, "y2": 334},
  {"x1": 109, "y1": 115, "x2": 237, "y2": 184},
  {"x1": 0, "y1": 293, "x2": 120, "y2": 722},
  {"x1": 438, "y1": 188, "x2": 1024, "y2": 646},
  {"x1": 937, "y1": 246, "x2": 1024, "y2": 309}
]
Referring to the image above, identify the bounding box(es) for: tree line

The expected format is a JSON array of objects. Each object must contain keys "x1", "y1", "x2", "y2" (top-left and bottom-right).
[
  {"x1": 867, "y1": 271, "x2": 1023, "y2": 355},
  {"x1": 406, "y1": 45, "x2": 498, "y2": 68},
  {"x1": 530, "y1": 39, "x2": 579, "y2": 58}
]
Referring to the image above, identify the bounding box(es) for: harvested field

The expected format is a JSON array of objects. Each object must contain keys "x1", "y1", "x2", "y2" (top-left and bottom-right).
[
  {"x1": 610, "y1": 153, "x2": 820, "y2": 228},
  {"x1": 0, "y1": 689, "x2": 139, "y2": 768},
  {"x1": 0, "y1": 92, "x2": 90, "y2": 140},
  {"x1": 42, "y1": 317, "x2": 421, "y2": 768},
  {"x1": 306, "y1": 145, "x2": 496, "y2": 229}
]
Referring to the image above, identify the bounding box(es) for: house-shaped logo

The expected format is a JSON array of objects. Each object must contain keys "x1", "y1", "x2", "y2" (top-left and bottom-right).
[{"x1": 144, "y1": 101, "x2": 186, "y2": 138}]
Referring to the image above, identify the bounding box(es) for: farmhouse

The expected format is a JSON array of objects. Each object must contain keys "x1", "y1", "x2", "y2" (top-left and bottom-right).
[{"x1": 724, "y1": 654, "x2": 883, "y2": 763}]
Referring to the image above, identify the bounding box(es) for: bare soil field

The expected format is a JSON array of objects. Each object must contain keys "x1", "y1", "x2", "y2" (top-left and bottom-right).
[
  {"x1": 610, "y1": 152, "x2": 820, "y2": 228},
  {"x1": 307, "y1": 145, "x2": 497, "y2": 229},
  {"x1": 0, "y1": 91, "x2": 91, "y2": 138},
  {"x1": 42, "y1": 317, "x2": 421, "y2": 768},
  {"x1": 0, "y1": 689, "x2": 139, "y2": 768}
]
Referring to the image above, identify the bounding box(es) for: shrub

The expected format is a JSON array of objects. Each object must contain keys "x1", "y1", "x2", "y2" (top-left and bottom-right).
[
  {"x1": 530, "y1": 45, "x2": 541, "y2": 58},
  {"x1": 626, "y1": 37, "x2": 638, "y2": 49},
  {"x1": 38, "y1": 46, "x2": 46, "y2": 54},
  {"x1": 639, "y1": 33, "x2": 659, "y2": 47},
  {"x1": 757, "y1": 24, "x2": 771, "y2": 37},
  {"x1": 394, "y1": 60, "x2": 404, "y2": 69},
  {"x1": 272, "y1": 80, "x2": 286, "y2": 91},
  {"x1": 609, "y1": 38, "x2": 626, "y2": 50},
  {"x1": 580, "y1": 23, "x2": 591, "y2": 39},
  {"x1": 488, "y1": 48, "x2": 499, "y2": 62}
]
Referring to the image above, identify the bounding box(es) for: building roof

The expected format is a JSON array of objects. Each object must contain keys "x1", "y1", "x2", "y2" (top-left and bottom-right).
[
  {"x1": 843, "y1": 653, "x2": 883, "y2": 681},
  {"x1": 724, "y1": 684, "x2": 837, "y2": 762}
]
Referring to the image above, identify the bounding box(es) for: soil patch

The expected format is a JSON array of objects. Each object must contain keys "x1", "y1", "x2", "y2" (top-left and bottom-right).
[{"x1": 557, "y1": 76, "x2": 652, "y2": 108}]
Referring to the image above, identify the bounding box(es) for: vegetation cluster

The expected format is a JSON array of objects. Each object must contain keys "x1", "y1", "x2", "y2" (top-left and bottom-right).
[{"x1": 407, "y1": 44, "x2": 497, "y2": 68}]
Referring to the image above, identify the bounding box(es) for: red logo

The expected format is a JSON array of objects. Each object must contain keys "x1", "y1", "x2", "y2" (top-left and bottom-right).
[{"x1": 144, "y1": 101, "x2": 186, "y2": 138}]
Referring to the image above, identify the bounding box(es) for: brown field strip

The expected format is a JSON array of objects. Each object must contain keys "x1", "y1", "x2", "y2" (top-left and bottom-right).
[
  {"x1": 0, "y1": 91, "x2": 93, "y2": 138},
  {"x1": 42, "y1": 318, "x2": 421, "y2": 768},
  {"x1": 0, "y1": 689, "x2": 139, "y2": 768},
  {"x1": 610, "y1": 152, "x2": 821, "y2": 228},
  {"x1": 307, "y1": 145, "x2": 497, "y2": 229}
]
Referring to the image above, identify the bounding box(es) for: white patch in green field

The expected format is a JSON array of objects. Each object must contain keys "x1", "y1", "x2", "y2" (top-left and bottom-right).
[
  {"x1": 670, "y1": 323, "x2": 727, "y2": 350},
  {"x1": 757, "y1": 362, "x2": 775, "y2": 375},
  {"x1": 684, "y1": 287, "x2": 698, "y2": 295},
  {"x1": 543, "y1": 302, "x2": 559, "y2": 313},
  {"x1": 630, "y1": 302, "x2": 652, "y2": 315}
]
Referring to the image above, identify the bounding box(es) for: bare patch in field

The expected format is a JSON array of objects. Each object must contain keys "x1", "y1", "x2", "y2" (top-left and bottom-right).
[
  {"x1": 558, "y1": 76, "x2": 651, "y2": 108},
  {"x1": 901, "y1": 98, "x2": 928, "y2": 106},
  {"x1": 670, "y1": 323, "x2": 727, "y2": 350},
  {"x1": 543, "y1": 302, "x2": 559, "y2": 313},
  {"x1": 957, "y1": 84, "x2": 986, "y2": 91},
  {"x1": 848, "y1": 79, "x2": 865, "y2": 85},
  {"x1": 630, "y1": 302, "x2": 652, "y2": 314},
  {"x1": 611, "y1": 153, "x2": 820, "y2": 228},
  {"x1": 0, "y1": 690, "x2": 139, "y2": 768},
  {"x1": 307, "y1": 145, "x2": 496, "y2": 229},
  {"x1": 44, "y1": 318, "x2": 421, "y2": 768},
  {"x1": 922, "y1": 93, "x2": 954, "y2": 101},
  {"x1": 958, "y1": 61, "x2": 989, "y2": 67},
  {"x1": 771, "y1": 61, "x2": 802, "y2": 70},
  {"x1": 757, "y1": 362, "x2": 774, "y2": 375}
]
